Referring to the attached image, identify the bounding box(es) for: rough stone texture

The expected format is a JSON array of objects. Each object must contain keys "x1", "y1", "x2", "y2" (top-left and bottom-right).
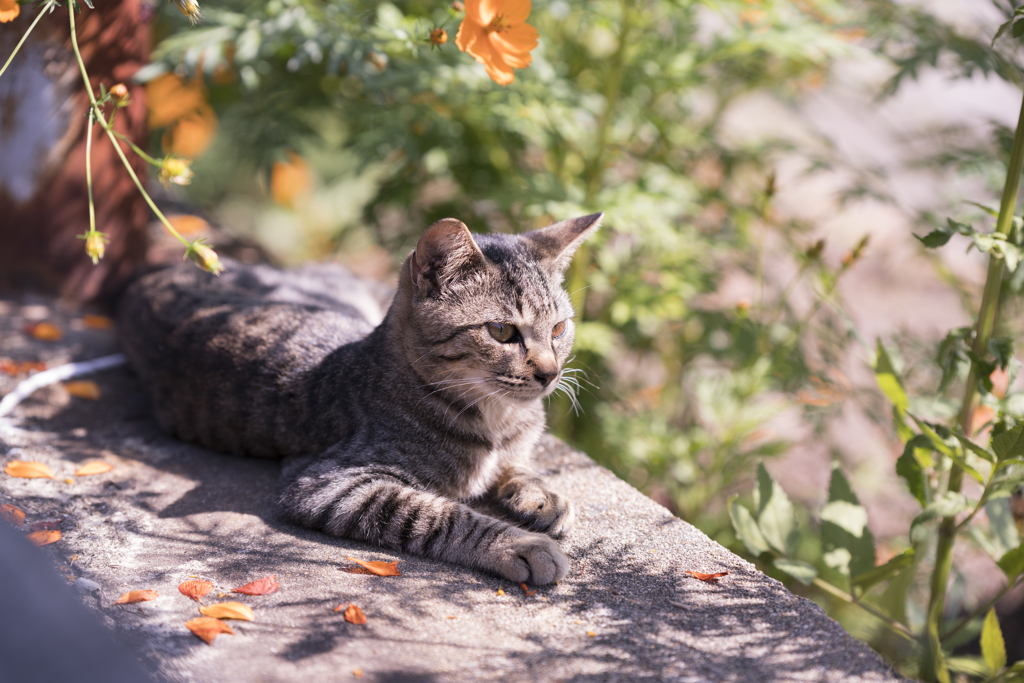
[{"x1": 0, "y1": 297, "x2": 907, "y2": 682}]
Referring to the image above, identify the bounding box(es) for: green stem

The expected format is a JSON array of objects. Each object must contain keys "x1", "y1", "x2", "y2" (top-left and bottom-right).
[
  {"x1": 923, "y1": 87, "x2": 1024, "y2": 683},
  {"x1": 811, "y1": 577, "x2": 916, "y2": 642},
  {"x1": 68, "y1": 5, "x2": 190, "y2": 249},
  {"x1": 0, "y1": 2, "x2": 49, "y2": 81},
  {"x1": 86, "y1": 109, "x2": 95, "y2": 233},
  {"x1": 112, "y1": 129, "x2": 163, "y2": 166}
]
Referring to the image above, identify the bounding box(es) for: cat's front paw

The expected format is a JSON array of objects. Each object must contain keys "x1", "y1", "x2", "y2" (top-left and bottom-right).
[
  {"x1": 490, "y1": 530, "x2": 569, "y2": 585},
  {"x1": 497, "y1": 478, "x2": 575, "y2": 538}
]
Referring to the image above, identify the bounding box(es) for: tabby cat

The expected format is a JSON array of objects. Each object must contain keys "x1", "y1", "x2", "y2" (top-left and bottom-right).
[{"x1": 117, "y1": 214, "x2": 601, "y2": 585}]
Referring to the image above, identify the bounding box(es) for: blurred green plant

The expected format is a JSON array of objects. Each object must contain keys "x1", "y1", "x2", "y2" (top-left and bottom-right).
[{"x1": 730, "y1": 7, "x2": 1024, "y2": 681}]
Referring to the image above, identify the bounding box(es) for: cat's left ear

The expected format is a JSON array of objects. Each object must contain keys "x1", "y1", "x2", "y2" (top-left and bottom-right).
[{"x1": 523, "y1": 212, "x2": 603, "y2": 274}]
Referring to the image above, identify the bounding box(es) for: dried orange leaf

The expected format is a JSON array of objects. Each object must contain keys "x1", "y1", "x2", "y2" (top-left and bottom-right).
[
  {"x1": 231, "y1": 575, "x2": 279, "y2": 595},
  {"x1": 0, "y1": 504, "x2": 25, "y2": 526},
  {"x1": 496, "y1": 588, "x2": 504, "y2": 596},
  {"x1": 352, "y1": 669, "x2": 363, "y2": 679},
  {"x1": 26, "y1": 322, "x2": 62, "y2": 341},
  {"x1": 75, "y1": 462, "x2": 113, "y2": 476},
  {"x1": 520, "y1": 582, "x2": 537, "y2": 597},
  {"x1": 65, "y1": 381, "x2": 101, "y2": 401},
  {"x1": 185, "y1": 616, "x2": 233, "y2": 644},
  {"x1": 199, "y1": 602, "x2": 254, "y2": 621},
  {"x1": 27, "y1": 530, "x2": 60, "y2": 546},
  {"x1": 5, "y1": 461, "x2": 55, "y2": 479},
  {"x1": 0, "y1": 359, "x2": 46, "y2": 376},
  {"x1": 343, "y1": 603, "x2": 367, "y2": 625},
  {"x1": 346, "y1": 557, "x2": 401, "y2": 577},
  {"x1": 81, "y1": 314, "x2": 113, "y2": 330},
  {"x1": 684, "y1": 570, "x2": 728, "y2": 581},
  {"x1": 586, "y1": 631, "x2": 596, "y2": 637},
  {"x1": 115, "y1": 590, "x2": 159, "y2": 604},
  {"x1": 30, "y1": 521, "x2": 61, "y2": 532},
  {"x1": 178, "y1": 580, "x2": 214, "y2": 601}
]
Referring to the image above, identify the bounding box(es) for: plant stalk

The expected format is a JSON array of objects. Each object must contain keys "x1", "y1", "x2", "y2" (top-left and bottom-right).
[
  {"x1": 922, "y1": 86, "x2": 1024, "y2": 683},
  {"x1": 68, "y1": 5, "x2": 190, "y2": 249},
  {"x1": 86, "y1": 109, "x2": 96, "y2": 233},
  {"x1": 0, "y1": 3, "x2": 49, "y2": 81}
]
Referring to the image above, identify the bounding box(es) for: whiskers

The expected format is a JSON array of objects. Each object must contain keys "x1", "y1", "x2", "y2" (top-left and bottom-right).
[{"x1": 549, "y1": 359, "x2": 594, "y2": 417}]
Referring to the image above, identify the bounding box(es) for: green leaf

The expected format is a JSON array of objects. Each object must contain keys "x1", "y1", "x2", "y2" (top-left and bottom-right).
[
  {"x1": 897, "y1": 436, "x2": 930, "y2": 506},
  {"x1": 953, "y1": 431, "x2": 996, "y2": 464},
  {"x1": 875, "y1": 340, "x2": 908, "y2": 412},
  {"x1": 851, "y1": 547, "x2": 915, "y2": 592},
  {"x1": 728, "y1": 495, "x2": 770, "y2": 557},
  {"x1": 756, "y1": 463, "x2": 796, "y2": 556},
  {"x1": 946, "y1": 656, "x2": 992, "y2": 677},
  {"x1": 987, "y1": 498, "x2": 1020, "y2": 560},
  {"x1": 773, "y1": 558, "x2": 817, "y2": 586},
  {"x1": 820, "y1": 465, "x2": 875, "y2": 579},
  {"x1": 982, "y1": 608, "x2": 1007, "y2": 673},
  {"x1": 908, "y1": 414, "x2": 956, "y2": 457},
  {"x1": 998, "y1": 544, "x2": 1024, "y2": 581},
  {"x1": 994, "y1": 18, "x2": 1015, "y2": 46},
  {"x1": 915, "y1": 230, "x2": 954, "y2": 248},
  {"x1": 994, "y1": 422, "x2": 1024, "y2": 461},
  {"x1": 878, "y1": 555, "x2": 916, "y2": 624},
  {"x1": 910, "y1": 492, "x2": 970, "y2": 536}
]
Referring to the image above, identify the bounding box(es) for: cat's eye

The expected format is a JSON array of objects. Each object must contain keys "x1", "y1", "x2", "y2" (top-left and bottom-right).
[
  {"x1": 552, "y1": 320, "x2": 568, "y2": 339},
  {"x1": 487, "y1": 322, "x2": 517, "y2": 343}
]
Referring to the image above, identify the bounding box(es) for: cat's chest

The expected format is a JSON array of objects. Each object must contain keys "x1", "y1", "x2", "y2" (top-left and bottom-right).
[{"x1": 457, "y1": 400, "x2": 543, "y2": 499}]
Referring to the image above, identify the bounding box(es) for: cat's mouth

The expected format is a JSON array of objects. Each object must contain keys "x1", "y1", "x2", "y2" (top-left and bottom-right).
[{"x1": 493, "y1": 373, "x2": 560, "y2": 400}]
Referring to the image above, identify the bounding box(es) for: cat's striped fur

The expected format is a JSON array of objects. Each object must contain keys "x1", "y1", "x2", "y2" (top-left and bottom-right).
[{"x1": 117, "y1": 214, "x2": 601, "y2": 584}]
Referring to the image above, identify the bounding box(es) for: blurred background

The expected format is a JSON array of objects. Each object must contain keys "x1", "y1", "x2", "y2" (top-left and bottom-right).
[{"x1": 3, "y1": 0, "x2": 1024, "y2": 676}]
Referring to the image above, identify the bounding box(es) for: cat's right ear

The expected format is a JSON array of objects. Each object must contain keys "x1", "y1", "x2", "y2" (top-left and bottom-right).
[{"x1": 411, "y1": 218, "x2": 486, "y2": 294}]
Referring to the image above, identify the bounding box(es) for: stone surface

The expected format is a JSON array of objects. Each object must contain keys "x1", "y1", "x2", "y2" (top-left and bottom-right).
[{"x1": 0, "y1": 299, "x2": 907, "y2": 682}]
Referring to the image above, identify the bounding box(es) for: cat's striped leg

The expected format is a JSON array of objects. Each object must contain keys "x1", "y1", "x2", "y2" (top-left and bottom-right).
[
  {"x1": 493, "y1": 467, "x2": 575, "y2": 538},
  {"x1": 278, "y1": 459, "x2": 569, "y2": 584}
]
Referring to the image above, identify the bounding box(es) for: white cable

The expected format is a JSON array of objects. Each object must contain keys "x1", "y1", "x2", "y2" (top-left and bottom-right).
[{"x1": 0, "y1": 354, "x2": 128, "y2": 418}]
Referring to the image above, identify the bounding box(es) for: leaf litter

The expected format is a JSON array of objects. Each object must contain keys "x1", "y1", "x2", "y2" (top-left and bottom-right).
[
  {"x1": 75, "y1": 462, "x2": 113, "y2": 476},
  {"x1": 0, "y1": 503, "x2": 25, "y2": 526},
  {"x1": 200, "y1": 602, "x2": 254, "y2": 621},
  {"x1": 5, "y1": 461, "x2": 55, "y2": 479},
  {"x1": 115, "y1": 590, "x2": 159, "y2": 604},
  {"x1": 186, "y1": 617, "x2": 234, "y2": 644},
  {"x1": 27, "y1": 530, "x2": 60, "y2": 546},
  {"x1": 179, "y1": 580, "x2": 214, "y2": 601},
  {"x1": 65, "y1": 381, "x2": 102, "y2": 400},
  {"x1": 232, "y1": 575, "x2": 279, "y2": 595},
  {"x1": 345, "y1": 557, "x2": 401, "y2": 577}
]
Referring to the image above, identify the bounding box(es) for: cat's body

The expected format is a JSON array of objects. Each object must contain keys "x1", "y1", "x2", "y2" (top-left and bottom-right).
[{"x1": 118, "y1": 214, "x2": 601, "y2": 585}]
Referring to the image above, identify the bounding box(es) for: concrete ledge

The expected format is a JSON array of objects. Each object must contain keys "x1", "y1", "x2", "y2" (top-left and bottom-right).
[{"x1": 0, "y1": 304, "x2": 905, "y2": 682}]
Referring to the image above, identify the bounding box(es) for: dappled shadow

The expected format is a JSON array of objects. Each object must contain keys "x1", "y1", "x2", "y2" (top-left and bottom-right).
[{"x1": 0, "y1": 368, "x2": 905, "y2": 682}]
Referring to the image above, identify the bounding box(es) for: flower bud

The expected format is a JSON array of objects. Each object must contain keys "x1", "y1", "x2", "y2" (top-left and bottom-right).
[
  {"x1": 451, "y1": 0, "x2": 464, "y2": 11},
  {"x1": 172, "y1": 0, "x2": 202, "y2": 24},
  {"x1": 160, "y1": 157, "x2": 194, "y2": 188},
  {"x1": 430, "y1": 28, "x2": 448, "y2": 46},
  {"x1": 110, "y1": 83, "x2": 129, "y2": 106},
  {"x1": 79, "y1": 231, "x2": 109, "y2": 265},
  {"x1": 187, "y1": 242, "x2": 224, "y2": 275}
]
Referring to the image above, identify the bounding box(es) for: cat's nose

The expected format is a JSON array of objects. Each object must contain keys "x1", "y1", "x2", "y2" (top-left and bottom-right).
[{"x1": 534, "y1": 369, "x2": 558, "y2": 387}]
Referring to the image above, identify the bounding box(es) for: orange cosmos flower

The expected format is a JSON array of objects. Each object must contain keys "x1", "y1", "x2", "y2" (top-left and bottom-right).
[
  {"x1": 456, "y1": 0, "x2": 538, "y2": 86},
  {"x1": 0, "y1": 0, "x2": 20, "y2": 23}
]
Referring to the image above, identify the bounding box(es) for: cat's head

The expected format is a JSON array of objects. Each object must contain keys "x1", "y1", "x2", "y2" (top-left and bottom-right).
[{"x1": 396, "y1": 213, "x2": 602, "y2": 406}]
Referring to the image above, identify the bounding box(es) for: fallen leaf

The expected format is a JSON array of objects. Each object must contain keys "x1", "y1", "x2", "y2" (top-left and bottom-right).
[
  {"x1": 684, "y1": 571, "x2": 728, "y2": 581},
  {"x1": 343, "y1": 603, "x2": 367, "y2": 625},
  {"x1": 0, "y1": 359, "x2": 46, "y2": 375},
  {"x1": 232, "y1": 575, "x2": 279, "y2": 595},
  {"x1": 75, "y1": 462, "x2": 113, "y2": 476},
  {"x1": 587, "y1": 631, "x2": 596, "y2": 637},
  {"x1": 446, "y1": 616, "x2": 457, "y2": 620},
  {"x1": 496, "y1": 588, "x2": 504, "y2": 596},
  {"x1": 179, "y1": 580, "x2": 214, "y2": 601},
  {"x1": 25, "y1": 322, "x2": 62, "y2": 341},
  {"x1": 27, "y1": 530, "x2": 60, "y2": 546},
  {"x1": 520, "y1": 582, "x2": 537, "y2": 597},
  {"x1": 0, "y1": 503, "x2": 25, "y2": 526},
  {"x1": 63, "y1": 478, "x2": 74, "y2": 484},
  {"x1": 65, "y1": 381, "x2": 101, "y2": 401},
  {"x1": 81, "y1": 314, "x2": 113, "y2": 330},
  {"x1": 167, "y1": 214, "x2": 211, "y2": 236},
  {"x1": 185, "y1": 616, "x2": 233, "y2": 644},
  {"x1": 199, "y1": 602, "x2": 254, "y2": 621},
  {"x1": 5, "y1": 461, "x2": 55, "y2": 479},
  {"x1": 352, "y1": 669, "x2": 363, "y2": 679},
  {"x1": 115, "y1": 590, "x2": 159, "y2": 604},
  {"x1": 346, "y1": 557, "x2": 401, "y2": 577},
  {"x1": 30, "y1": 521, "x2": 61, "y2": 532}
]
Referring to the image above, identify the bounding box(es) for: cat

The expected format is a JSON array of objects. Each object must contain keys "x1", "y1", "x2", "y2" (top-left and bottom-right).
[{"x1": 117, "y1": 213, "x2": 601, "y2": 585}]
